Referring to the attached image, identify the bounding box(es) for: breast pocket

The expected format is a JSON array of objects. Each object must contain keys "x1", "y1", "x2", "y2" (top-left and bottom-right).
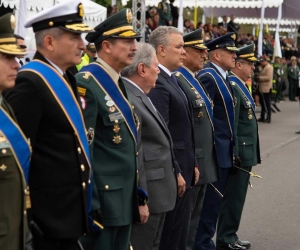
[
  {"x1": 101, "y1": 115, "x2": 129, "y2": 148},
  {"x1": 0, "y1": 147, "x2": 15, "y2": 182}
]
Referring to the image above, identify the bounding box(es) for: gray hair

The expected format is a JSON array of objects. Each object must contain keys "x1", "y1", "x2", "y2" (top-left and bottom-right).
[
  {"x1": 149, "y1": 26, "x2": 182, "y2": 51},
  {"x1": 35, "y1": 27, "x2": 66, "y2": 48},
  {"x1": 121, "y1": 42, "x2": 156, "y2": 78}
]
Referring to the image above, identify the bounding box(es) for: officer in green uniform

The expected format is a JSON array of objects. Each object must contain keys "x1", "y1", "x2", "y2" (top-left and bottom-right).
[
  {"x1": 157, "y1": 0, "x2": 172, "y2": 26},
  {"x1": 0, "y1": 13, "x2": 31, "y2": 250},
  {"x1": 272, "y1": 56, "x2": 284, "y2": 101},
  {"x1": 75, "y1": 9, "x2": 141, "y2": 250},
  {"x1": 173, "y1": 29, "x2": 220, "y2": 249},
  {"x1": 216, "y1": 44, "x2": 261, "y2": 250}
]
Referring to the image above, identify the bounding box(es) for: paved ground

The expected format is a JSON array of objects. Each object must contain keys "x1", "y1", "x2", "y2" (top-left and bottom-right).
[{"x1": 237, "y1": 100, "x2": 300, "y2": 250}]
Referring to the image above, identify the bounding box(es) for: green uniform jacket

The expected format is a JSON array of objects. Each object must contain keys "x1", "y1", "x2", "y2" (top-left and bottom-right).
[
  {"x1": 75, "y1": 64, "x2": 139, "y2": 227},
  {"x1": 175, "y1": 69, "x2": 219, "y2": 185},
  {"x1": 0, "y1": 99, "x2": 27, "y2": 250},
  {"x1": 230, "y1": 75, "x2": 261, "y2": 167},
  {"x1": 157, "y1": 1, "x2": 172, "y2": 26}
]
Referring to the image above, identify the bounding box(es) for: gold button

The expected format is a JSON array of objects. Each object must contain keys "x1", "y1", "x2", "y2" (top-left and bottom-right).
[
  {"x1": 2, "y1": 149, "x2": 7, "y2": 154},
  {"x1": 136, "y1": 152, "x2": 139, "y2": 156},
  {"x1": 243, "y1": 142, "x2": 246, "y2": 145},
  {"x1": 88, "y1": 180, "x2": 91, "y2": 184},
  {"x1": 24, "y1": 210, "x2": 27, "y2": 215},
  {"x1": 81, "y1": 164, "x2": 85, "y2": 171},
  {"x1": 105, "y1": 185, "x2": 109, "y2": 190},
  {"x1": 82, "y1": 182, "x2": 86, "y2": 189},
  {"x1": 137, "y1": 170, "x2": 138, "y2": 174},
  {"x1": 78, "y1": 147, "x2": 82, "y2": 154}
]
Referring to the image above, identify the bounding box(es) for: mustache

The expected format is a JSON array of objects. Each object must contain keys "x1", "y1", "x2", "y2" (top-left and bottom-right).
[{"x1": 128, "y1": 53, "x2": 135, "y2": 57}]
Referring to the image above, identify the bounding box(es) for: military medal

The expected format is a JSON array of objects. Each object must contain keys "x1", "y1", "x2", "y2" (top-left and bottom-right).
[
  {"x1": 106, "y1": 100, "x2": 114, "y2": 107},
  {"x1": 87, "y1": 127, "x2": 95, "y2": 144},
  {"x1": 109, "y1": 106, "x2": 116, "y2": 112},
  {"x1": 113, "y1": 124, "x2": 120, "y2": 133},
  {"x1": 134, "y1": 113, "x2": 140, "y2": 131},
  {"x1": 113, "y1": 135, "x2": 122, "y2": 144},
  {"x1": 248, "y1": 109, "x2": 253, "y2": 120},
  {"x1": 104, "y1": 95, "x2": 111, "y2": 101},
  {"x1": 198, "y1": 111, "x2": 204, "y2": 118}
]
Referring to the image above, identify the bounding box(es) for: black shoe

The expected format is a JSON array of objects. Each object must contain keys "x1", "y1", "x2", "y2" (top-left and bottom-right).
[
  {"x1": 295, "y1": 131, "x2": 300, "y2": 134},
  {"x1": 216, "y1": 242, "x2": 246, "y2": 250},
  {"x1": 266, "y1": 117, "x2": 271, "y2": 123},
  {"x1": 237, "y1": 239, "x2": 251, "y2": 249},
  {"x1": 257, "y1": 118, "x2": 265, "y2": 122}
]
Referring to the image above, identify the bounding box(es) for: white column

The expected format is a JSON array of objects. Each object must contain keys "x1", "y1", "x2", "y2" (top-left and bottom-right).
[
  {"x1": 258, "y1": 0, "x2": 266, "y2": 56},
  {"x1": 177, "y1": 0, "x2": 184, "y2": 32}
]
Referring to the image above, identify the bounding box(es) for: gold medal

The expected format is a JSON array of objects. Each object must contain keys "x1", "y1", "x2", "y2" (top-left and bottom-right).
[
  {"x1": 113, "y1": 135, "x2": 122, "y2": 144},
  {"x1": 248, "y1": 114, "x2": 253, "y2": 120},
  {"x1": 198, "y1": 111, "x2": 204, "y2": 118},
  {"x1": 113, "y1": 125, "x2": 120, "y2": 133}
]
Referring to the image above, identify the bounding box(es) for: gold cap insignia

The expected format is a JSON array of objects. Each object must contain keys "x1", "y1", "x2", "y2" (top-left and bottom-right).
[
  {"x1": 10, "y1": 14, "x2": 15, "y2": 30},
  {"x1": 126, "y1": 9, "x2": 133, "y2": 24},
  {"x1": 49, "y1": 21, "x2": 54, "y2": 27},
  {"x1": 78, "y1": 3, "x2": 84, "y2": 18},
  {"x1": 231, "y1": 33, "x2": 236, "y2": 40}
]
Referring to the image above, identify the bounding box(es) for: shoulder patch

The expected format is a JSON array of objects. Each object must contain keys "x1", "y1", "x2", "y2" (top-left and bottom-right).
[
  {"x1": 77, "y1": 87, "x2": 87, "y2": 96},
  {"x1": 83, "y1": 72, "x2": 90, "y2": 79}
]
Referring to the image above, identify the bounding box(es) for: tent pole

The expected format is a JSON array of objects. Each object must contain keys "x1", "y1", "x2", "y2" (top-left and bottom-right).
[
  {"x1": 210, "y1": 7, "x2": 213, "y2": 24},
  {"x1": 258, "y1": 0, "x2": 265, "y2": 56},
  {"x1": 194, "y1": 0, "x2": 197, "y2": 27}
]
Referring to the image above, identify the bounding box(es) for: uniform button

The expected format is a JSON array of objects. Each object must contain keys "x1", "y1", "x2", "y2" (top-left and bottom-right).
[
  {"x1": 24, "y1": 210, "x2": 27, "y2": 215},
  {"x1": 81, "y1": 164, "x2": 85, "y2": 171},
  {"x1": 2, "y1": 149, "x2": 7, "y2": 154},
  {"x1": 105, "y1": 185, "x2": 109, "y2": 190},
  {"x1": 78, "y1": 147, "x2": 82, "y2": 154},
  {"x1": 88, "y1": 180, "x2": 91, "y2": 184},
  {"x1": 243, "y1": 142, "x2": 246, "y2": 145},
  {"x1": 82, "y1": 182, "x2": 86, "y2": 189},
  {"x1": 136, "y1": 152, "x2": 139, "y2": 156},
  {"x1": 137, "y1": 170, "x2": 138, "y2": 174}
]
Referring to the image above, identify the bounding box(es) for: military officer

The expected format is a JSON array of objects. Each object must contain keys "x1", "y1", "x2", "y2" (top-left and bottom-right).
[
  {"x1": 173, "y1": 29, "x2": 220, "y2": 250},
  {"x1": 272, "y1": 56, "x2": 284, "y2": 102},
  {"x1": 157, "y1": 0, "x2": 173, "y2": 26},
  {"x1": 75, "y1": 9, "x2": 141, "y2": 250},
  {"x1": 216, "y1": 44, "x2": 261, "y2": 250},
  {"x1": 4, "y1": 1, "x2": 94, "y2": 249},
  {"x1": 195, "y1": 33, "x2": 238, "y2": 250},
  {"x1": 0, "y1": 13, "x2": 31, "y2": 250}
]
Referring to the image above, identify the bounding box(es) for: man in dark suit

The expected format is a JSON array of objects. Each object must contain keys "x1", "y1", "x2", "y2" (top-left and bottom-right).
[
  {"x1": 148, "y1": 25, "x2": 199, "y2": 250},
  {"x1": 121, "y1": 42, "x2": 178, "y2": 250},
  {"x1": 216, "y1": 44, "x2": 261, "y2": 250},
  {"x1": 195, "y1": 32, "x2": 239, "y2": 250},
  {"x1": 218, "y1": 15, "x2": 228, "y2": 29},
  {"x1": 4, "y1": 1, "x2": 94, "y2": 249},
  {"x1": 75, "y1": 9, "x2": 141, "y2": 250},
  {"x1": 0, "y1": 13, "x2": 31, "y2": 250},
  {"x1": 174, "y1": 29, "x2": 220, "y2": 250},
  {"x1": 227, "y1": 14, "x2": 241, "y2": 36}
]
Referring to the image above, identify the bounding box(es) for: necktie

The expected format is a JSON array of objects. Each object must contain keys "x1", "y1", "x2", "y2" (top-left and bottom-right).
[{"x1": 170, "y1": 74, "x2": 188, "y2": 104}]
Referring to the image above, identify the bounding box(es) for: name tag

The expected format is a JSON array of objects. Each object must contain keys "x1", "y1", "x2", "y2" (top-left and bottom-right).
[
  {"x1": 109, "y1": 112, "x2": 123, "y2": 122},
  {"x1": 0, "y1": 141, "x2": 10, "y2": 149}
]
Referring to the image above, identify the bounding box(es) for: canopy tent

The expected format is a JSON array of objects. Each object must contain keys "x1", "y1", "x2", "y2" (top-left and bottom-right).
[{"x1": 0, "y1": 0, "x2": 106, "y2": 49}]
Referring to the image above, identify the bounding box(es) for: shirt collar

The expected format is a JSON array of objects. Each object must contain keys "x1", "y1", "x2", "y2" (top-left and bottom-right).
[
  {"x1": 211, "y1": 62, "x2": 227, "y2": 80},
  {"x1": 182, "y1": 65, "x2": 195, "y2": 77},
  {"x1": 159, "y1": 63, "x2": 172, "y2": 76},
  {"x1": 122, "y1": 77, "x2": 144, "y2": 93},
  {"x1": 45, "y1": 58, "x2": 64, "y2": 75},
  {"x1": 97, "y1": 57, "x2": 120, "y2": 83}
]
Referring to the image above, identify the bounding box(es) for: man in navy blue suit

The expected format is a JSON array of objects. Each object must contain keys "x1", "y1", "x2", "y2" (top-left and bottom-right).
[
  {"x1": 194, "y1": 33, "x2": 244, "y2": 250},
  {"x1": 148, "y1": 26, "x2": 199, "y2": 250}
]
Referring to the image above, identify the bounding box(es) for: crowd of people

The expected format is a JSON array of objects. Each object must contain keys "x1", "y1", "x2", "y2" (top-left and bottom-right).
[{"x1": 1, "y1": 0, "x2": 300, "y2": 250}]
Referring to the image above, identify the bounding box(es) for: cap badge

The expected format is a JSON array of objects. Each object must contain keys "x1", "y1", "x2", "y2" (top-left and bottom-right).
[
  {"x1": 78, "y1": 3, "x2": 84, "y2": 18},
  {"x1": 231, "y1": 33, "x2": 236, "y2": 40},
  {"x1": 49, "y1": 21, "x2": 54, "y2": 27},
  {"x1": 126, "y1": 9, "x2": 133, "y2": 24},
  {"x1": 10, "y1": 14, "x2": 15, "y2": 30}
]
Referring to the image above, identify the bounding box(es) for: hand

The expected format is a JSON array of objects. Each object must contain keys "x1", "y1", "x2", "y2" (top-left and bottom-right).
[
  {"x1": 194, "y1": 167, "x2": 200, "y2": 185},
  {"x1": 234, "y1": 155, "x2": 241, "y2": 168},
  {"x1": 177, "y1": 173, "x2": 186, "y2": 197},
  {"x1": 139, "y1": 204, "x2": 149, "y2": 224},
  {"x1": 168, "y1": 20, "x2": 172, "y2": 26}
]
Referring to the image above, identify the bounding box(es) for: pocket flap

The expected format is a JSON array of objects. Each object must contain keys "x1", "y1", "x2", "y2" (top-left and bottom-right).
[
  {"x1": 146, "y1": 168, "x2": 165, "y2": 181},
  {"x1": 238, "y1": 136, "x2": 253, "y2": 146},
  {"x1": 94, "y1": 174, "x2": 123, "y2": 190},
  {"x1": 0, "y1": 220, "x2": 8, "y2": 236},
  {"x1": 144, "y1": 150, "x2": 161, "y2": 162},
  {"x1": 173, "y1": 141, "x2": 185, "y2": 149},
  {"x1": 195, "y1": 147, "x2": 204, "y2": 158}
]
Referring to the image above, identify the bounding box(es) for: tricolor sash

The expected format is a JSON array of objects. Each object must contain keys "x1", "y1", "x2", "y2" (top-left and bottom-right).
[
  {"x1": 229, "y1": 75, "x2": 255, "y2": 111},
  {"x1": 80, "y1": 63, "x2": 137, "y2": 143},
  {"x1": 0, "y1": 107, "x2": 31, "y2": 185},
  {"x1": 21, "y1": 60, "x2": 92, "y2": 211},
  {"x1": 198, "y1": 68, "x2": 235, "y2": 145},
  {"x1": 176, "y1": 67, "x2": 214, "y2": 129}
]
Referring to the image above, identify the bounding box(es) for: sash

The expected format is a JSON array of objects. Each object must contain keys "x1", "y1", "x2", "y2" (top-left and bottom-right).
[
  {"x1": 21, "y1": 60, "x2": 92, "y2": 211},
  {"x1": 80, "y1": 63, "x2": 137, "y2": 143},
  {"x1": 176, "y1": 67, "x2": 213, "y2": 129},
  {"x1": 229, "y1": 75, "x2": 255, "y2": 111},
  {"x1": 0, "y1": 107, "x2": 31, "y2": 185},
  {"x1": 198, "y1": 68, "x2": 235, "y2": 145}
]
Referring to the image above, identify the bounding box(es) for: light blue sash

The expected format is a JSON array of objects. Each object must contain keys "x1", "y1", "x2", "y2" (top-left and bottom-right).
[
  {"x1": 21, "y1": 60, "x2": 92, "y2": 211},
  {"x1": 176, "y1": 67, "x2": 213, "y2": 128},
  {"x1": 198, "y1": 68, "x2": 235, "y2": 145},
  {"x1": 81, "y1": 63, "x2": 137, "y2": 143},
  {"x1": 229, "y1": 75, "x2": 255, "y2": 111},
  {"x1": 0, "y1": 107, "x2": 31, "y2": 184}
]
